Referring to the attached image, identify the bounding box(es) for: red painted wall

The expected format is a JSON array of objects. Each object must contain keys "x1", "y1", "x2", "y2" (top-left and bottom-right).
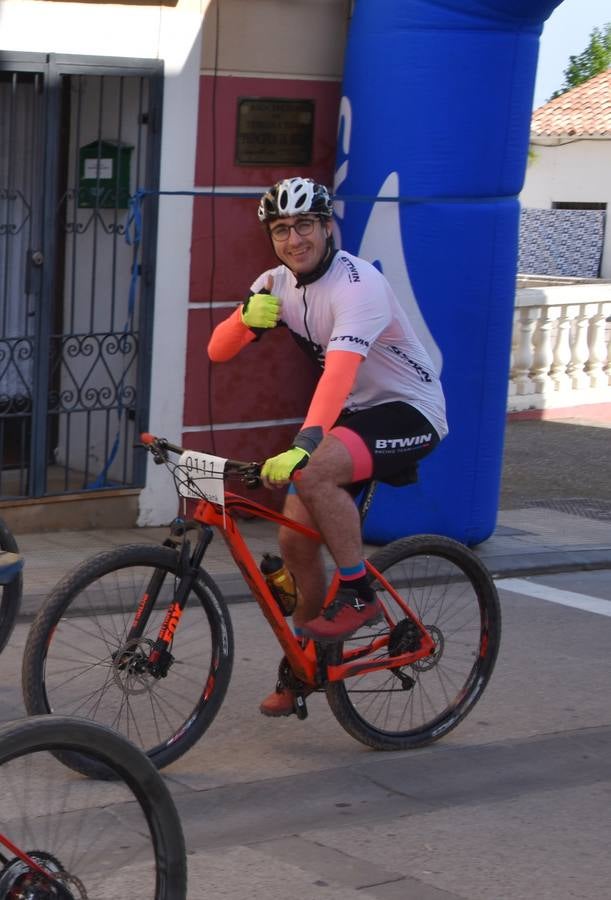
[{"x1": 184, "y1": 74, "x2": 341, "y2": 501}]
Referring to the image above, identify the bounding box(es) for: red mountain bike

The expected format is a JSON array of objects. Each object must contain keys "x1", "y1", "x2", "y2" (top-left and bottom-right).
[{"x1": 22, "y1": 434, "x2": 501, "y2": 776}]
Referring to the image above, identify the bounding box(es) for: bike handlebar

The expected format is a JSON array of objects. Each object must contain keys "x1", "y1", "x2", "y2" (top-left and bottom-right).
[
  {"x1": 139, "y1": 433, "x2": 262, "y2": 486},
  {"x1": 140, "y1": 433, "x2": 183, "y2": 457}
]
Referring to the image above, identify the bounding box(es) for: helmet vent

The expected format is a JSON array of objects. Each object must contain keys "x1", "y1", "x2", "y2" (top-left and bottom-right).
[{"x1": 258, "y1": 177, "x2": 332, "y2": 222}]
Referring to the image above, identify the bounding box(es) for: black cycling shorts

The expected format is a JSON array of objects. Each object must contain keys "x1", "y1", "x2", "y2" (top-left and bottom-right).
[{"x1": 331, "y1": 401, "x2": 440, "y2": 487}]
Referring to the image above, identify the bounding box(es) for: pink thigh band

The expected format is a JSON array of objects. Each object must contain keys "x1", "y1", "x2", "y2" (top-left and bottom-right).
[{"x1": 331, "y1": 426, "x2": 373, "y2": 482}]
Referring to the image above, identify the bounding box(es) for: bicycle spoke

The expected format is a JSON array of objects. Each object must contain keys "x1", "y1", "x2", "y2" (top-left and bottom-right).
[{"x1": 42, "y1": 658, "x2": 114, "y2": 692}]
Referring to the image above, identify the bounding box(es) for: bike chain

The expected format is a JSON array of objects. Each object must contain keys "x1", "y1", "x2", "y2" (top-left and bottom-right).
[{"x1": 0, "y1": 850, "x2": 87, "y2": 899}]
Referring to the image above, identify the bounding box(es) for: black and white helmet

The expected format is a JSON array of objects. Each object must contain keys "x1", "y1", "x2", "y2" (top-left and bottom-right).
[{"x1": 258, "y1": 177, "x2": 333, "y2": 223}]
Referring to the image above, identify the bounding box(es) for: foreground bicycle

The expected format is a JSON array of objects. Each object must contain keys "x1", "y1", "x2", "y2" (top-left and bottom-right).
[
  {"x1": 0, "y1": 515, "x2": 22, "y2": 655},
  {"x1": 0, "y1": 714, "x2": 186, "y2": 898},
  {"x1": 23, "y1": 434, "x2": 501, "y2": 774}
]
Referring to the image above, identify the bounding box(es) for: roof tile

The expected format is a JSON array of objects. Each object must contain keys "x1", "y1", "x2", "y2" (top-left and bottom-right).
[{"x1": 532, "y1": 69, "x2": 611, "y2": 136}]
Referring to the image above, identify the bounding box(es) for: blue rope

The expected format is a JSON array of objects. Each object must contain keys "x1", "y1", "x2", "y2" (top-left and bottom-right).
[
  {"x1": 87, "y1": 196, "x2": 143, "y2": 488},
  {"x1": 124, "y1": 186, "x2": 515, "y2": 247}
]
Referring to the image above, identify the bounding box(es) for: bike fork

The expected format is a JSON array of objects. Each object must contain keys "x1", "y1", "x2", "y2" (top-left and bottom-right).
[{"x1": 124, "y1": 521, "x2": 214, "y2": 678}]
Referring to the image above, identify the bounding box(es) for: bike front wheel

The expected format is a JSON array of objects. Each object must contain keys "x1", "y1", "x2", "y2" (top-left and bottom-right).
[
  {"x1": 23, "y1": 544, "x2": 234, "y2": 775},
  {"x1": 0, "y1": 715, "x2": 186, "y2": 898},
  {"x1": 326, "y1": 535, "x2": 501, "y2": 751}
]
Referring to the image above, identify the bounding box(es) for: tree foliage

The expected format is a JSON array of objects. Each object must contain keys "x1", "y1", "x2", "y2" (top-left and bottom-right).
[{"x1": 549, "y1": 23, "x2": 611, "y2": 101}]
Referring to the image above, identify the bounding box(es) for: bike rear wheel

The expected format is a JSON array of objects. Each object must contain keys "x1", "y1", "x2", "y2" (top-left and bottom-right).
[
  {"x1": 0, "y1": 516, "x2": 22, "y2": 655},
  {"x1": 0, "y1": 714, "x2": 186, "y2": 898},
  {"x1": 22, "y1": 544, "x2": 234, "y2": 775},
  {"x1": 326, "y1": 535, "x2": 501, "y2": 750}
]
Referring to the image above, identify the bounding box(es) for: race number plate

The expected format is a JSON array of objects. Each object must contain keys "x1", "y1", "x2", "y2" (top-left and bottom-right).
[{"x1": 177, "y1": 450, "x2": 227, "y2": 506}]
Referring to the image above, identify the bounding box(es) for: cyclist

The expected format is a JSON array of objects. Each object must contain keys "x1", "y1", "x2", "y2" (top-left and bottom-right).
[{"x1": 208, "y1": 176, "x2": 448, "y2": 716}]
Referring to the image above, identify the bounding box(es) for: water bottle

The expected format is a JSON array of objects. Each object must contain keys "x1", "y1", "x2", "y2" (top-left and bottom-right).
[{"x1": 260, "y1": 553, "x2": 300, "y2": 616}]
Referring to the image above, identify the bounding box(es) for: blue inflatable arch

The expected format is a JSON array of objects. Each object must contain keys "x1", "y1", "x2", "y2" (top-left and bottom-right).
[{"x1": 336, "y1": 0, "x2": 563, "y2": 545}]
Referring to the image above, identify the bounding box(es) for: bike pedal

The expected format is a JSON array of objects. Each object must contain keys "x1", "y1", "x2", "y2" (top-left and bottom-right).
[{"x1": 294, "y1": 694, "x2": 309, "y2": 720}]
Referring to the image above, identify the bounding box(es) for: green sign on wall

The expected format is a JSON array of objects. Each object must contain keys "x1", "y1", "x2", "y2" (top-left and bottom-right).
[{"x1": 78, "y1": 140, "x2": 133, "y2": 209}]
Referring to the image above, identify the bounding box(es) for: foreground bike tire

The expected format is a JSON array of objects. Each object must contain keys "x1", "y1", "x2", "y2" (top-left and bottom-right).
[
  {"x1": 0, "y1": 715, "x2": 186, "y2": 898},
  {"x1": 23, "y1": 544, "x2": 234, "y2": 776},
  {"x1": 0, "y1": 516, "x2": 22, "y2": 655},
  {"x1": 326, "y1": 535, "x2": 501, "y2": 751}
]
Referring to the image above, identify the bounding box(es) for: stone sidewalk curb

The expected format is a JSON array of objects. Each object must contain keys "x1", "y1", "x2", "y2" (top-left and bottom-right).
[
  {"x1": 481, "y1": 549, "x2": 611, "y2": 580},
  {"x1": 210, "y1": 548, "x2": 611, "y2": 603},
  {"x1": 17, "y1": 546, "x2": 611, "y2": 618}
]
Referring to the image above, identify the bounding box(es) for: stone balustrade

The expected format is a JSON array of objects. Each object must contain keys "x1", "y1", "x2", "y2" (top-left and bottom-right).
[{"x1": 509, "y1": 276, "x2": 611, "y2": 412}]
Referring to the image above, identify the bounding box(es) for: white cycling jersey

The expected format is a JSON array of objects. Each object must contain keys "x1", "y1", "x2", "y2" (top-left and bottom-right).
[{"x1": 251, "y1": 250, "x2": 448, "y2": 440}]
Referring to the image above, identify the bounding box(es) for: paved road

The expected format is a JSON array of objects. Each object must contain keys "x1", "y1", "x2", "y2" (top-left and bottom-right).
[
  {"x1": 1, "y1": 567, "x2": 610, "y2": 899},
  {"x1": 181, "y1": 567, "x2": 611, "y2": 900},
  {"x1": 500, "y1": 416, "x2": 611, "y2": 509}
]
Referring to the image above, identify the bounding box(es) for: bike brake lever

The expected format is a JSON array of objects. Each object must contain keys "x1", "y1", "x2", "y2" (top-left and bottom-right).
[{"x1": 228, "y1": 462, "x2": 261, "y2": 489}]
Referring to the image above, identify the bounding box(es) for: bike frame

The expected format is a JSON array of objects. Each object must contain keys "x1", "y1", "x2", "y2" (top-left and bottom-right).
[{"x1": 133, "y1": 482, "x2": 436, "y2": 689}]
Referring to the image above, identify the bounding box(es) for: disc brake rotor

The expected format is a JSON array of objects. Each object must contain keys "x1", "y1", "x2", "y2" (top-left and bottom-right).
[
  {"x1": 411, "y1": 624, "x2": 444, "y2": 672},
  {"x1": 112, "y1": 637, "x2": 156, "y2": 695}
]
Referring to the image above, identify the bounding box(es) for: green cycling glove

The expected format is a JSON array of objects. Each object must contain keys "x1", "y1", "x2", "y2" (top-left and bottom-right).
[
  {"x1": 261, "y1": 447, "x2": 309, "y2": 484},
  {"x1": 241, "y1": 293, "x2": 281, "y2": 330}
]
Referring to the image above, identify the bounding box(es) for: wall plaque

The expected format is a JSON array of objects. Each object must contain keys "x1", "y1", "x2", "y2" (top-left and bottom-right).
[{"x1": 235, "y1": 98, "x2": 314, "y2": 166}]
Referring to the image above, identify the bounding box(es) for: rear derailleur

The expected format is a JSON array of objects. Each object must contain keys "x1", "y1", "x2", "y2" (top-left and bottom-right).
[{"x1": 387, "y1": 618, "x2": 424, "y2": 691}]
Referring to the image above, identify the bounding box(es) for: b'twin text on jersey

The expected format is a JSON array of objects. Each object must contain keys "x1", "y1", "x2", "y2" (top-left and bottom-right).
[
  {"x1": 376, "y1": 434, "x2": 432, "y2": 450},
  {"x1": 387, "y1": 345, "x2": 432, "y2": 383},
  {"x1": 329, "y1": 334, "x2": 370, "y2": 348},
  {"x1": 339, "y1": 255, "x2": 361, "y2": 283}
]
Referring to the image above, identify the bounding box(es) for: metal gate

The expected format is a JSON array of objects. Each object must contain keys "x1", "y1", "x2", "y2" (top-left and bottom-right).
[{"x1": 0, "y1": 53, "x2": 162, "y2": 500}]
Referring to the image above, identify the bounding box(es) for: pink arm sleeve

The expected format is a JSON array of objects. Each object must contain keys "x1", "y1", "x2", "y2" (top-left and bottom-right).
[
  {"x1": 207, "y1": 306, "x2": 257, "y2": 362},
  {"x1": 302, "y1": 350, "x2": 363, "y2": 433}
]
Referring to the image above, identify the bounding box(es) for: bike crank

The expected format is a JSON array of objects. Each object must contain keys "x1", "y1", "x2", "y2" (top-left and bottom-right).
[{"x1": 0, "y1": 850, "x2": 87, "y2": 899}]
